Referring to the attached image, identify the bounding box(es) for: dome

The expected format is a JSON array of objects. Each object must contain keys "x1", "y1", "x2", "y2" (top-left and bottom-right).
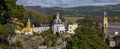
[
  {"x1": 53, "y1": 19, "x2": 62, "y2": 24},
  {"x1": 53, "y1": 13, "x2": 62, "y2": 24},
  {"x1": 27, "y1": 19, "x2": 31, "y2": 24}
]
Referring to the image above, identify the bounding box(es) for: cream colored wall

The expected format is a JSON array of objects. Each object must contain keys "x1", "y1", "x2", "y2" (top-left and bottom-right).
[
  {"x1": 67, "y1": 24, "x2": 78, "y2": 34},
  {"x1": 68, "y1": 25, "x2": 74, "y2": 34},
  {"x1": 15, "y1": 29, "x2": 23, "y2": 34},
  {"x1": 15, "y1": 28, "x2": 33, "y2": 35}
]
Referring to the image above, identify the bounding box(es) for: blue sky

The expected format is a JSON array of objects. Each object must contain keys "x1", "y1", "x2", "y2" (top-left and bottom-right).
[{"x1": 16, "y1": 0, "x2": 120, "y2": 7}]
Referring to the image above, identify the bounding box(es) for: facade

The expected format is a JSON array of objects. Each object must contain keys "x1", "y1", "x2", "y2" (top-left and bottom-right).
[
  {"x1": 67, "y1": 23, "x2": 78, "y2": 34},
  {"x1": 52, "y1": 13, "x2": 65, "y2": 34},
  {"x1": 109, "y1": 39, "x2": 116, "y2": 47},
  {"x1": 15, "y1": 29, "x2": 23, "y2": 34},
  {"x1": 52, "y1": 24, "x2": 65, "y2": 34},
  {"x1": 15, "y1": 18, "x2": 50, "y2": 35},
  {"x1": 32, "y1": 27, "x2": 50, "y2": 33},
  {"x1": 14, "y1": 13, "x2": 78, "y2": 35}
]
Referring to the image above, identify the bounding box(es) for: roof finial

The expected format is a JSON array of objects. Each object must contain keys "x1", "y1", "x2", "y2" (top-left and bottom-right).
[
  {"x1": 57, "y1": 12, "x2": 60, "y2": 19},
  {"x1": 104, "y1": 11, "x2": 107, "y2": 17}
]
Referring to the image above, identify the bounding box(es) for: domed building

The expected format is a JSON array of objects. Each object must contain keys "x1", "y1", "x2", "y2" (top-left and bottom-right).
[
  {"x1": 53, "y1": 13, "x2": 62, "y2": 24},
  {"x1": 52, "y1": 12, "x2": 65, "y2": 34}
]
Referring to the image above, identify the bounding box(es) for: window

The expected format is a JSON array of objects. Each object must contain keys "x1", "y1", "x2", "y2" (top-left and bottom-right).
[{"x1": 70, "y1": 26, "x2": 72, "y2": 29}]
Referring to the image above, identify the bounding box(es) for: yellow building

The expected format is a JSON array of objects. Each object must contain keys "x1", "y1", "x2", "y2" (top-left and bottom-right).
[
  {"x1": 26, "y1": 19, "x2": 32, "y2": 32},
  {"x1": 15, "y1": 19, "x2": 33, "y2": 35},
  {"x1": 67, "y1": 23, "x2": 78, "y2": 34},
  {"x1": 24, "y1": 19, "x2": 33, "y2": 35}
]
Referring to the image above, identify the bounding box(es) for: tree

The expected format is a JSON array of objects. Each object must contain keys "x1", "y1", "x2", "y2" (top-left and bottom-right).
[
  {"x1": 77, "y1": 19, "x2": 104, "y2": 39},
  {"x1": 0, "y1": 0, "x2": 25, "y2": 25},
  {"x1": 11, "y1": 41, "x2": 22, "y2": 47},
  {"x1": 67, "y1": 26, "x2": 109, "y2": 49},
  {"x1": 0, "y1": 26, "x2": 11, "y2": 35},
  {"x1": 0, "y1": 26, "x2": 10, "y2": 45},
  {"x1": 77, "y1": 19, "x2": 94, "y2": 27},
  {"x1": 0, "y1": 0, "x2": 24, "y2": 47},
  {"x1": 0, "y1": 0, "x2": 9, "y2": 25},
  {"x1": 40, "y1": 28, "x2": 58, "y2": 46}
]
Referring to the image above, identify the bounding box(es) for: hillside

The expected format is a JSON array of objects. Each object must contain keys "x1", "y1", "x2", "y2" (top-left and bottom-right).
[{"x1": 25, "y1": 4, "x2": 120, "y2": 17}]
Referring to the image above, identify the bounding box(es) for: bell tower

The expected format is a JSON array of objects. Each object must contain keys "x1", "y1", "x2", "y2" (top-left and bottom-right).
[
  {"x1": 103, "y1": 12, "x2": 108, "y2": 28},
  {"x1": 103, "y1": 11, "x2": 109, "y2": 40},
  {"x1": 26, "y1": 18, "x2": 31, "y2": 32}
]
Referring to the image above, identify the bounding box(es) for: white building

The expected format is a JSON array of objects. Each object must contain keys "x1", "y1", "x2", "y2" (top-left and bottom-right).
[
  {"x1": 52, "y1": 24, "x2": 65, "y2": 34},
  {"x1": 32, "y1": 27, "x2": 50, "y2": 33},
  {"x1": 109, "y1": 39, "x2": 116, "y2": 47},
  {"x1": 52, "y1": 12, "x2": 65, "y2": 34}
]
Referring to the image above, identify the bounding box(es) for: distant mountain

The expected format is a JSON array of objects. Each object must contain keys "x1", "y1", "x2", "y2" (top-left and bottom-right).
[{"x1": 25, "y1": 4, "x2": 120, "y2": 17}]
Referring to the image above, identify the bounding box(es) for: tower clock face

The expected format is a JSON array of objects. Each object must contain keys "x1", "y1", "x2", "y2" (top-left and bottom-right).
[
  {"x1": 105, "y1": 23, "x2": 107, "y2": 27},
  {"x1": 104, "y1": 23, "x2": 108, "y2": 27}
]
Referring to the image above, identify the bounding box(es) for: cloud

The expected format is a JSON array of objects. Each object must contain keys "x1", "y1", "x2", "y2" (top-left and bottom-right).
[
  {"x1": 27, "y1": 0, "x2": 33, "y2": 3},
  {"x1": 16, "y1": 0, "x2": 120, "y2": 7}
]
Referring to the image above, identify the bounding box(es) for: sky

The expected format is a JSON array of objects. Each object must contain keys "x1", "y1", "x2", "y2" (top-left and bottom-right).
[{"x1": 16, "y1": 0, "x2": 120, "y2": 7}]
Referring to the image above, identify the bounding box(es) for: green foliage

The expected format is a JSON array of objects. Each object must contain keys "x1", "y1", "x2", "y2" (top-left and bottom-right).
[
  {"x1": 77, "y1": 19, "x2": 101, "y2": 31},
  {"x1": 11, "y1": 41, "x2": 22, "y2": 47},
  {"x1": 0, "y1": 26, "x2": 10, "y2": 46},
  {"x1": 77, "y1": 19, "x2": 94, "y2": 27},
  {"x1": 0, "y1": 0, "x2": 24, "y2": 25},
  {"x1": 47, "y1": 34, "x2": 57, "y2": 46},
  {"x1": 5, "y1": 0, "x2": 25, "y2": 17},
  {"x1": 67, "y1": 26, "x2": 109, "y2": 49},
  {"x1": 77, "y1": 19, "x2": 104, "y2": 39},
  {"x1": 46, "y1": 15, "x2": 65, "y2": 23},
  {"x1": 40, "y1": 28, "x2": 58, "y2": 46},
  {"x1": 0, "y1": 0, "x2": 10, "y2": 25},
  {"x1": 24, "y1": 10, "x2": 65, "y2": 27},
  {"x1": 24, "y1": 38, "x2": 30, "y2": 41},
  {"x1": 24, "y1": 10, "x2": 45, "y2": 26},
  {"x1": 40, "y1": 28, "x2": 53, "y2": 37},
  {"x1": 0, "y1": 26, "x2": 11, "y2": 35}
]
